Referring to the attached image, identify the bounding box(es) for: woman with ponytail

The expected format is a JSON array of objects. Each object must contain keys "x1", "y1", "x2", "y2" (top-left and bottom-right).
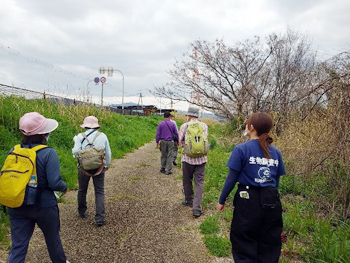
[{"x1": 217, "y1": 112, "x2": 285, "y2": 263}]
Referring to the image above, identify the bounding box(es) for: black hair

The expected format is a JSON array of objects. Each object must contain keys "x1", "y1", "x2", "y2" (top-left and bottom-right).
[
  {"x1": 164, "y1": 111, "x2": 171, "y2": 118},
  {"x1": 21, "y1": 134, "x2": 47, "y2": 145}
]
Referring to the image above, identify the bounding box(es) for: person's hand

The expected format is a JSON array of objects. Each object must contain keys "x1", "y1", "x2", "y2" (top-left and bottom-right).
[
  {"x1": 105, "y1": 167, "x2": 109, "y2": 171},
  {"x1": 217, "y1": 203, "x2": 225, "y2": 212}
]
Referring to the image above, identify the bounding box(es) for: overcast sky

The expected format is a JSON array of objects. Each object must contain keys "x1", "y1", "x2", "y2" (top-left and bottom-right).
[{"x1": 1, "y1": 0, "x2": 349, "y2": 110}]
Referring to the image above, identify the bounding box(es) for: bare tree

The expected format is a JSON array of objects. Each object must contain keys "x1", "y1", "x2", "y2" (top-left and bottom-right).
[
  {"x1": 155, "y1": 29, "x2": 347, "y2": 123},
  {"x1": 154, "y1": 38, "x2": 272, "y2": 120}
]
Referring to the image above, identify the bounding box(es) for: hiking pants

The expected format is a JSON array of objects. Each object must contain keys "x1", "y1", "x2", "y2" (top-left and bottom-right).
[
  {"x1": 159, "y1": 140, "x2": 174, "y2": 173},
  {"x1": 78, "y1": 169, "x2": 105, "y2": 224},
  {"x1": 230, "y1": 185, "x2": 283, "y2": 263},
  {"x1": 172, "y1": 143, "x2": 178, "y2": 162},
  {"x1": 182, "y1": 162, "x2": 206, "y2": 211},
  {"x1": 7, "y1": 205, "x2": 66, "y2": 263}
]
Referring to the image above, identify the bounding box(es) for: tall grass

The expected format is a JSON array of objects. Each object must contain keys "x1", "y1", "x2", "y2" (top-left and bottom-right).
[{"x1": 0, "y1": 95, "x2": 161, "y2": 245}]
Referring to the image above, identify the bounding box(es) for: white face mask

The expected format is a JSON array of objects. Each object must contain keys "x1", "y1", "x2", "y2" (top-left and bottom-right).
[{"x1": 243, "y1": 125, "x2": 250, "y2": 137}]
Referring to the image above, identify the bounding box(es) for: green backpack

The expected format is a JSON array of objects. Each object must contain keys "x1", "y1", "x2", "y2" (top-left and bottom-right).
[{"x1": 184, "y1": 121, "x2": 210, "y2": 158}]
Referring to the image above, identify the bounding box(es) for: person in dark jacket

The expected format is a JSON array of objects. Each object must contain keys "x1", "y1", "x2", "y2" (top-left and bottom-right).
[
  {"x1": 217, "y1": 112, "x2": 285, "y2": 263},
  {"x1": 7, "y1": 112, "x2": 69, "y2": 263}
]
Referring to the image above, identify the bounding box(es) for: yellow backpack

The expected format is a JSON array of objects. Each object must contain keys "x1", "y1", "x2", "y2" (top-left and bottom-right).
[{"x1": 0, "y1": 144, "x2": 47, "y2": 208}]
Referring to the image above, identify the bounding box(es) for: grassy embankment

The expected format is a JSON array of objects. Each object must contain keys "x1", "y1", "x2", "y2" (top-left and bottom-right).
[
  {"x1": 0, "y1": 95, "x2": 161, "y2": 247},
  {"x1": 200, "y1": 121, "x2": 350, "y2": 263}
]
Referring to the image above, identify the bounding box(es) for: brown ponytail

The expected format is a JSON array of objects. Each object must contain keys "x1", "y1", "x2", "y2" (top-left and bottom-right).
[
  {"x1": 258, "y1": 133, "x2": 273, "y2": 158},
  {"x1": 246, "y1": 112, "x2": 273, "y2": 158}
]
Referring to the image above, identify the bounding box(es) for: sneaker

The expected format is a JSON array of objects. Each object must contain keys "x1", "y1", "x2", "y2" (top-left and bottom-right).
[
  {"x1": 181, "y1": 200, "x2": 193, "y2": 207},
  {"x1": 193, "y1": 209, "x2": 203, "y2": 218},
  {"x1": 160, "y1": 169, "x2": 166, "y2": 174},
  {"x1": 165, "y1": 171, "x2": 173, "y2": 175}
]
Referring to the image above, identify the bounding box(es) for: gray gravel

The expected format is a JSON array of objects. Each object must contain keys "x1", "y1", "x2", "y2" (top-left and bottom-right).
[{"x1": 0, "y1": 142, "x2": 233, "y2": 263}]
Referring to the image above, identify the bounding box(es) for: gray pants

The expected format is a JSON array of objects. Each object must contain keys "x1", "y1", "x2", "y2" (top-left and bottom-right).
[
  {"x1": 78, "y1": 169, "x2": 105, "y2": 224},
  {"x1": 160, "y1": 140, "x2": 174, "y2": 173},
  {"x1": 173, "y1": 143, "x2": 178, "y2": 162},
  {"x1": 182, "y1": 162, "x2": 206, "y2": 211}
]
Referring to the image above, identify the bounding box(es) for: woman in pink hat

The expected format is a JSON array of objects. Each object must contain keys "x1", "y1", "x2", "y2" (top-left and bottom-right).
[
  {"x1": 7, "y1": 112, "x2": 69, "y2": 263},
  {"x1": 72, "y1": 116, "x2": 111, "y2": 226}
]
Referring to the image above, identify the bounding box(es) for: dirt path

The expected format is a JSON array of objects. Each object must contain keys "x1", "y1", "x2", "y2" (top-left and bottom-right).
[{"x1": 1, "y1": 142, "x2": 232, "y2": 263}]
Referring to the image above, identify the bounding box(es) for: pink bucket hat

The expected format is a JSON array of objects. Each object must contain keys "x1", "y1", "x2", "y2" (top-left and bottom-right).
[
  {"x1": 19, "y1": 112, "x2": 58, "y2": 136},
  {"x1": 80, "y1": 116, "x2": 100, "y2": 129}
]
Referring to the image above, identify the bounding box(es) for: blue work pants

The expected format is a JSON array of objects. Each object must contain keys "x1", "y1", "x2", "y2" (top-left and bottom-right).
[{"x1": 7, "y1": 205, "x2": 66, "y2": 263}]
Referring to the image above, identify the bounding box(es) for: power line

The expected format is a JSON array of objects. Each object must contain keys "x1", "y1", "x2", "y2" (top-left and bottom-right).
[{"x1": 0, "y1": 44, "x2": 91, "y2": 81}]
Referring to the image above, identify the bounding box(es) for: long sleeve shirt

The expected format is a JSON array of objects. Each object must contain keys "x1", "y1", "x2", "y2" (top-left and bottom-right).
[
  {"x1": 72, "y1": 129, "x2": 112, "y2": 167},
  {"x1": 178, "y1": 119, "x2": 209, "y2": 165},
  {"x1": 155, "y1": 119, "x2": 178, "y2": 143},
  {"x1": 219, "y1": 169, "x2": 239, "y2": 204}
]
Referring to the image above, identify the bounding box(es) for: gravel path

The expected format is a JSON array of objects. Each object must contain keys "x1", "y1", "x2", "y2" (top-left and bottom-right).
[{"x1": 1, "y1": 142, "x2": 233, "y2": 263}]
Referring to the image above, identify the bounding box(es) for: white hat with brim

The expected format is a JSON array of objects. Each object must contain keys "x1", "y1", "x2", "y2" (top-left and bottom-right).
[
  {"x1": 80, "y1": 116, "x2": 100, "y2": 129},
  {"x1": 37, "y1": 119, "x2": 58, "y2": 134}
]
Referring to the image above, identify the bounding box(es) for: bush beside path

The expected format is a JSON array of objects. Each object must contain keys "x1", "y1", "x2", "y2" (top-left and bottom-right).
[{"x1": 1, "y1": 142, "x2": 232, "y2": 263}]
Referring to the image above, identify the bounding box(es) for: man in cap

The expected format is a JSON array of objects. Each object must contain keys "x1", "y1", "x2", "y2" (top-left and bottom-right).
[
  {"x1": 178, "y1": 107, "x2": 209, "y2": 217},
  {"x1": 155, "y1": 111, "x2": 179, "y2": 175},
  {"x1": 72, "y1": 116, "x2": 111, "y2": 226}
]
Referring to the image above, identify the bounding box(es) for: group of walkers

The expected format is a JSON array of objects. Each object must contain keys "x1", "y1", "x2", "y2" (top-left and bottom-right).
[
  {"x1": 156, "y1": 107, "x2": 209, "y2": 218},
  {"x1": 156, "y1": 108, "x2": 285, "y2": 263},
  {"x1": 1, "y1": 107, "x2": 285, "y2": 263}
]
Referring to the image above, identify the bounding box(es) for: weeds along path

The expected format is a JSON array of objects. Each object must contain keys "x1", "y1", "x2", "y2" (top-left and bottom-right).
[{"x1": 21, "y1": 141, "x2": 221, "y2": 263}]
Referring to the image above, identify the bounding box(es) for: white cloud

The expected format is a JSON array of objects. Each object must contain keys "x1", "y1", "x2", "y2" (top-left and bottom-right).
[{"x1": 1, "y1": 0, "x2": 349, "y2": 103}]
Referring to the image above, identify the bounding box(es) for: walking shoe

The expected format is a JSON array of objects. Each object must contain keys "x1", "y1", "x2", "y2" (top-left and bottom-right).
[
  {"x1": 165, "y1": 171, "x2": 173, "y2": 175},
  {"x1": 79, "y1": 213, "x2": 86, "y2": 219},
  {"x1": 193, "y1": 209, "x2": 203, "y2": 218},
  {"x1": 181, "y1": 200, "x2": 193, "y2": 207},
  {"x1": 95, "y1": 221, "x2": 105, "y2": 227},
  {"x1": 160, "y1": 169, "x2": 166, "y2": 174}
]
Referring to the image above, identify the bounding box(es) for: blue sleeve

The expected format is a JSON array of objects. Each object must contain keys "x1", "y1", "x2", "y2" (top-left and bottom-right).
[
  {"x1": 46, "y1": 149, "x2": 67, "y2": 192},
  {"x1": 226, "y1": 146, "x2": 244, "y2": 172},
  {"x1": 277, "y1": 151, "x2": 286, "y2": 176},
  {"x1": 219, "y1": 169, "x2": 239, "y2": 204}
]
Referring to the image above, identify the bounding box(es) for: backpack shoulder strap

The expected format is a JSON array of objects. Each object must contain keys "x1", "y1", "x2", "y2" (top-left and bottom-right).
[
  {"x1": 81, "y1": 129, "x2": 97, "y2": 145},
  {"x1": 81, "y1": 132, "x2": 92, "y2": 145},
  {"x1": 31, "y1": 145, "x2": 48, "y2": 152},
  {"x1": 13, "y1": 144, "x2": 21, "y2": 150},
  {"x1": 90, "y1": 131, "x2": 101, "y2": 144}
]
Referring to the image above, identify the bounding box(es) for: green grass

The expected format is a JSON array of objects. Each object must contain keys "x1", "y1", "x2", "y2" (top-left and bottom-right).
[
  {"x1": 203, "y1": 235, "x2": 231, "y2": 257},
  {"x1": 0, "y1": 95, "x2": 161, "y2": 245},
  {"x1": 200, "y1": 215, "x2": 219, "y2": 235}
]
